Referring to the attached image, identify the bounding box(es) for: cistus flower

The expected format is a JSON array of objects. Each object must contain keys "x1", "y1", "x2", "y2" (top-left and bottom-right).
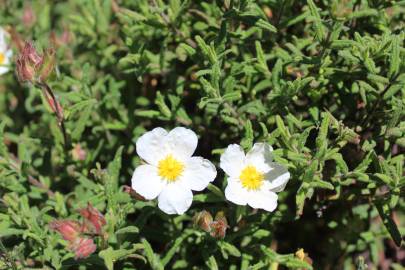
[
  {"x1": 131, "y1": 127, "x2": 217, "y2": 215},
  {"x1": 0, "y1": 27, "x2": 13, "y2": 75},
  {"x1": 220, "y1": 143, "x2": 290, "y2": 212},
  {"x1": 79, "y1": 203, "x2": 106, "y2": 235},
  {"x1": 49, "y1": 220, "x2": 82, "y2": 242}
]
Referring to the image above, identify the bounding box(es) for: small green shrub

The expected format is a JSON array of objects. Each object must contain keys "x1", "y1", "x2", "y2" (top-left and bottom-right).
[{"x1": 0, "y1": 0, "x2": 404, "y2": 269}]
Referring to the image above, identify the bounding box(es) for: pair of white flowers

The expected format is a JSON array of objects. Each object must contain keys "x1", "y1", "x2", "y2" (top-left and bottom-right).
[
  {"x1": 131, "y1": 127, "x2": 290, "y2": 215},
  {"x1": 0, "y1": 27, "x2": 12, "y2": 75}
]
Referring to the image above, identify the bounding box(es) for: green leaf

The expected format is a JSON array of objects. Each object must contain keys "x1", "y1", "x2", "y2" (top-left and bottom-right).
[
  {"x1": 115, "y1": 225, "x2": 139, "y2": 235},
  {"x1": 310, "y1": 180, "x2": 334, "y2": 190},
  {"x1": 375, "y1": 202, "x2": 402, "y2": 247},
  {"x1": 195, "y1": 35, "x2": 217, "y2": 64},
  {"x1": 219, "y1": 242, "x2": 241, "y2": 257},
  {"x1": 388, "y1": 35, "x2": 400, "y2": 78},
  {"x1": 161, "y1": 230, "x2": 193, "y2": 266},
  {"x1": 0, "y1": 121, "x2": 8, "y2": 159},
  {"x1": 206, "y1": 256, "x2": 219, "y2": 270},
  {"x1": 207, "y1": 184, "x2": 225, "y2": 199},
  {"x1": 307, "y1": 0, "x2": 325, "y2": 42},
  {"x1": 141, "y1": 239, "x2": 164, "y2": 270},
  {"x1": 255, "y1": 18, "x2": 277, "y2": 33}
]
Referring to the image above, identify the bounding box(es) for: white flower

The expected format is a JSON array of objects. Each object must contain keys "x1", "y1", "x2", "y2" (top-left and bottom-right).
[
  {"x1": 0, "y1": 27, "x2": 13, "y2": 75},
  {"x1": 131, "y1": 127, "x2": 217, "y2": 215},
  {"x1": 220, "y1": 143, "x2": 290, "y2": 212}
]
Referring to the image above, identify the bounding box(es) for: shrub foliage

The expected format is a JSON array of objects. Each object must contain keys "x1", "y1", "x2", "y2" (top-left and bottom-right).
[{"x1": 0, "y1": 0, "x2": 404, "y2": 269}]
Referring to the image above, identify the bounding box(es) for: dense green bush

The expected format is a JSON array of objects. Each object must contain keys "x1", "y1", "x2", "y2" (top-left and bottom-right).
[{"x1": 0, "y1": 0, "x2": 404, "y2": 269}]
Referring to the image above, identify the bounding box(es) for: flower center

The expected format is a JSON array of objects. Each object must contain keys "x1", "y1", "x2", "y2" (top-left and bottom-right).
[
  {"x1": 240, "y1": 165, "x2": 264, "y2": 190},
  {"x1": 0, "y1": 52, "x2": 5, "y2": 64},
  {"x1": 158, "y1": 155, "x2": 184, "y2": 182}
]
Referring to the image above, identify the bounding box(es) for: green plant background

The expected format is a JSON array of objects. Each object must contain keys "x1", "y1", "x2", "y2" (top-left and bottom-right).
[{"x1": 0, "y1": 0, "x2": 404, "y2": 269}]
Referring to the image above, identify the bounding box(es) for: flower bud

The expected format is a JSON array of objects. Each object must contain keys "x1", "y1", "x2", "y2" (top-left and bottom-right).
[
  {"x1": 39, "y1": 47, "x2": 56, "y2": 81},
  {"x1": 79, "y1": 203, "x2": 106, "y2": 235},
  {"x1": 23, "y1": 42, "x2": 42, "y2": 66},
  {"x1": 70, "y1": 237, "x2": 97, "y2": 259},
  {"x1": 16, "y1": 41, "x2": 56, "y2": 83},
  {"x1": 22, "y1": 5, "x2": 36, "y2": 28},
  {"x1": 209, "y1": 212, "x2": 228, "y2": 239},
  {"x1": 71, "y1": 143, "x2": 87, "y2": 161},
  {"x1": 16, "y1": 42, "x2": 42, "y2": 82},
  {"x1": 49, "y1": 220, "x2": 82, "y2": 242},
  {"x1": 193, "y1": 210, "x2": 213, "y2": 233},
  {"x1": 16, "y1": 57, "x2": 35, "y2": 82},
  {"x1": 295, "y1": 248, "x2": 313, "y2": 268}
]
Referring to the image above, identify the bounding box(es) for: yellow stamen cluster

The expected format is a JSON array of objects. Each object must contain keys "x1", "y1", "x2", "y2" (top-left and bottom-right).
[
  {"x1": 158, "y1": 155, "x2": 184, "y2": 182},
  {"x1": 240, "y1": 165, "x2": 264, "y2": 190},
  {"x1": 0, "y1": 52, "x2": 5, "y2": 64}
]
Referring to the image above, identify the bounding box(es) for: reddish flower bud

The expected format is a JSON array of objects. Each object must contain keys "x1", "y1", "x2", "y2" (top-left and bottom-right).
[
  {"x1": 22, "y1": 5, "x2": 36, "y2": 28},
  {"x1": 79, "y1": 203, "x2": 106, "y2": 235},
  {"x1": 16, "y1": 57, "x2": 35, "y2": 82},
  {"x1": 70, "y1": 237, "x2": 97, "y2": 260},
  {"x1": 16, "y1": 41, "x2": 56, "y2": 83},
  {"x1": 193, "y1": 210, "x2": 213, "y2": 233},
  {"x1": 23, "y1": 42, "x2": 42, "y2": 66},
  {"x1": 16, "y1": 42, "x2": 42, "y2": 83},
  {"x1": 71, "y1": 143, "x2": 87, "y2": 161},
  {"x1": 49, "y1": 220, "x2": 82, "y2": 242},
  {"x1": 209, "y1": 212, "x2": 228, "y2": 239}
]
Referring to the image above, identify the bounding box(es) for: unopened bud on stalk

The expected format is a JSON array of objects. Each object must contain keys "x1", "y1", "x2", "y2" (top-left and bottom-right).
[
  {"x1": 193, "y1": 210, "x2": 228, "y2": 239},
  {"x1": 71, "y1": 143, "x2": 87, "y2": 161},
  {"x1": 70, "y1": 237, "x2": 97, "y2": 260},
  {"x1": 79, "y1": 203, "x2": 106, "y2": 235},
  {"x1": 16, "y1": 41, "x2": 55, "y2": 83},
  {"x1": 209, "y1": 211, "x2": 228, "y2": 239},
  {"x1": 49, "y1": 220, "x2": 82, "y2": 242},
  {"x1": 193, "y1": 210, "x2": 213, "y2": 232},
  {"x1": 22, "y1": 5, "x2": 36, "y2": 28}
]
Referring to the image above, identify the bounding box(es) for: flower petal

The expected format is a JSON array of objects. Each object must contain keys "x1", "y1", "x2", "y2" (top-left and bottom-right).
[
  {"x1": 158, "y1": 182, "x2": 193, "y2": 215},
  {"x1": 182, "y1": 157, "x2": 217, "y2": 191},
  {"x1": 245, "y1": 143, "x2": 273, "y2": 173},
  {"x1": 0, "y1": 66, "x2": 9, "y2": 75},
  {"x1": 136, "y1": 127, "x2": 168, "y2": 165},
  {"x1": 131, "y1": 165, "x2": 165, "y2": 200},
  {"x1": 247, "y1": 189, "x2": 278, "y2": 212},
  {"x1": 220, "y1": 144, "x2": 245, "y2": 177},
  {"x1": 165, "y1": 127, "x2": 198, "y2": 160},
  {"x1": 224, "y1": 179, "x2": 248, "y2": 206},
  {"x1": 264, "y1": 163, "x2": 290, "y2": 192}
]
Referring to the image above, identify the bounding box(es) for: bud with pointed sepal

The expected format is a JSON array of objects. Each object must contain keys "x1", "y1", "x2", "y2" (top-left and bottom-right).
[
  {"x1": 79, "y1": 203, "x2": 106, "y2": 235},
  {"x1": 193, "y1": 210, "x2": 213, "y2": 233}
]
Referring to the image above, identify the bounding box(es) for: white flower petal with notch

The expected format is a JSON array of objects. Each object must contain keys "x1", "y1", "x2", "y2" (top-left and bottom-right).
[
  {"x1": 136, "y1": 127, "x2": 168, "y2": 165},
  {"x1": 131, "y1": 165, "x2": 165, "y2": 200},
  {"x1": 220, "y1": 144, "x2": 245, "y2": 177},
  {"x1": 182, "y1": 157, "x2": 217, "y2": 191},
  {"x1": 157, "y1": 182, "x2": 193, "y2": 215}
]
